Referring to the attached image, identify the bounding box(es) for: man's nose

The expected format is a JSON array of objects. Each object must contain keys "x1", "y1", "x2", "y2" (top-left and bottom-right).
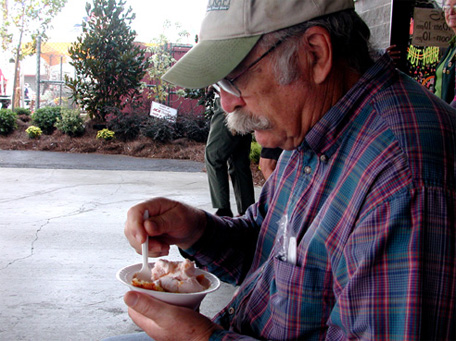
[{"x1": 220, "y1": 89, "x2": 246, "y2": 113}]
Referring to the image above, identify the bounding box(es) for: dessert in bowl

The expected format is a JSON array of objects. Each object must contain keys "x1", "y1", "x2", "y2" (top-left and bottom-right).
[{"x1": 116, "y1": 259, "x2": 220, "y2": 310}]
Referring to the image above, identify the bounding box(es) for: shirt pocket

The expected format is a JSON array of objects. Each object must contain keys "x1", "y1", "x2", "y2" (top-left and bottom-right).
[{"x1": 270, "y1": 256, "x2": 334, "y2": 339}]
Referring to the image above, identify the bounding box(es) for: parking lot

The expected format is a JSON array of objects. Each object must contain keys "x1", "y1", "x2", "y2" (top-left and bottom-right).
[{"x1": 0, "y1": 151, "x2": 261, "y2": 340}]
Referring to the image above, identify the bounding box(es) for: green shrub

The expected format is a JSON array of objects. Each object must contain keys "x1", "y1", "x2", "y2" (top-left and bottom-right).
[
  {"x1": 32, "y1": 106, "x2": 62, "y2": 134},
  {"x1": 14, "y1": 107, "x2": 31, "y2": 116},
  {"x1": 105, "y1": 110, "x2": 146, "y2": 141},
  {"x1": 96, "y1": 128, "x2": 115, "y2": 141},
  {"x1": 175, "y1": 113, "x2": 209, "y2": 143},
  {"x1": 141, "y1": 116, "x2": 175, "y2": 143},
  {"x1": 250, "y1": 140, "x2": 261, "y2": 163},
  {"x1": 25, "y1": 126, "x2": 42, "y2": 139},
  {"x1": 0, "y1": 109, "x2": 17, "y2": 135},
  {"x1": 55, "y1": 109, "x2": 85, "y2": 137}
]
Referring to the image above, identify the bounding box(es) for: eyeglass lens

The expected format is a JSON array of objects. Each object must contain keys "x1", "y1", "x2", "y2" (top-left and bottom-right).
[{"x1": 217, "y1": 78, "x2": 241, "y2": 97}]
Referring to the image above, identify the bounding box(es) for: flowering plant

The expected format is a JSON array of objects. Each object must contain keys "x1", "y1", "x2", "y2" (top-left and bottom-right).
[
  {"x1": 96, "y1": 128, "x2": 115, "y2": 141},
  {"x1": 25, "y1": 126, "x2": 42, "y2": 139}
]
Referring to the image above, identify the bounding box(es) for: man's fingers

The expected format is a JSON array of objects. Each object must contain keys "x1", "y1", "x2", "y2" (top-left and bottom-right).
[
  {"x1": 147, "y1": 238, "x2": 170, "y2": 257},
  {"x1": 124, "y1": 291, "x2": 221, "y2": 341},
  {"x1": 125, "y1": 291, "x2": 176, "y2": 322},
  {"x1": 125, "y1": 205, "x2": 149, "y2": 245}
]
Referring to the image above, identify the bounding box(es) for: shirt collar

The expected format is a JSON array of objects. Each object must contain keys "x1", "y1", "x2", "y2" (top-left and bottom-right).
[{"x1": 297, "y1": 53, "x2": 396, "y2": 159}]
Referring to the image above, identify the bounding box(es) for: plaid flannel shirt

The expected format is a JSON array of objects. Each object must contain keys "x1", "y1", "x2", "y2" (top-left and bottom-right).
[{"x1": 184, "y1": 54, "x2": 456, "y2": 340}]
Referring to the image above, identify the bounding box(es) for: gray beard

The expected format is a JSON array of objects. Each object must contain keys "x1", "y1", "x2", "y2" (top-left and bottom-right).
[{"x1": 225, "y1": 109, "x2": 272, "y2": 135}]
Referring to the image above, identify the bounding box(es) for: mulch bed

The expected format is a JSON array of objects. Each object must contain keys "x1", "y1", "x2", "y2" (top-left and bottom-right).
[{"x1": 0, "y1": 119, "x2": 266, "y2": 186}]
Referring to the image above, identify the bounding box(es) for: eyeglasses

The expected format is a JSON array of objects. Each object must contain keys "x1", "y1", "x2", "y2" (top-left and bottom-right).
[
  {"x1": 443, "y1": 4, "x2": 456, "y2": 12},
  {"x1": 217, "y1": 38, "x2": 286, "y2": 97}
]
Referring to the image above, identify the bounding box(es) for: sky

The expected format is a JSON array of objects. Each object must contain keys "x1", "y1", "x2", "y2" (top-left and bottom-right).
[{"x1": 47, "y1": 0, "x2": 207, "y2": 44}]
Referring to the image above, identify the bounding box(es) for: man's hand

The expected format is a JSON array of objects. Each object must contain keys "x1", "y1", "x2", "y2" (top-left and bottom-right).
[
  {"x1": 125, "y1": 291, "x2": 222, "y2": 341},
  {"x1": 386, "y1": 45, "x2": 401, "y2": 64},
  {"x1": 259, "y1": 157, "x2": 278, "y2": 180},
  {"x1": 125, "y1": 197, "x2": 207, "y2": 257}
]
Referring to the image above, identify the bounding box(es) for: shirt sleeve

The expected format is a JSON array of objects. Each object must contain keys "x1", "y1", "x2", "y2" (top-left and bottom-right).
[
  {"x1": 210, "y1": 329, "x2": 259, "y2": 340},
  {"x1": 181, "y1": 211, "x2": 262, "y2": 285}
]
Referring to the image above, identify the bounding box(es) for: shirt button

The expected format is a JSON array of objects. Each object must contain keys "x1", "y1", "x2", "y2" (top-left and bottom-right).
[
  {"x1": 320, "y1": 154, "x2": 328, "y2": 163},
  {"x1": 228, "y1": 307, "x2": 235, "y2": 315},
  {"x1": 304, "y1": 166, "x2": 312, "y2": 174}
]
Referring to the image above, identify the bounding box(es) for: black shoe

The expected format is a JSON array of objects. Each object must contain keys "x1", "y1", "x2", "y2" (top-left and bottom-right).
[{"x1": 215, "y1": 208, "x2": 233, "y2": 217}]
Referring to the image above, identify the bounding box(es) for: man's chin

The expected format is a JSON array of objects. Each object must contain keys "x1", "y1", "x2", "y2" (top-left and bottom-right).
[{"x1": 254, "y1": 131, "x2": 279, "y2": 148}]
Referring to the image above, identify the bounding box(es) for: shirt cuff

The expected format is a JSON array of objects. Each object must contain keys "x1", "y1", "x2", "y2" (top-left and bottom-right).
[{"x1": 210, "y1": 328, "x2": 258, "y2": 340}]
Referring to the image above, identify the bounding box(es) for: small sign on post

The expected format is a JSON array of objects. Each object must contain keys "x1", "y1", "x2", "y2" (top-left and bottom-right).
[
  {"x1": 412, "y1": 8, "x2": 454, "y2": 47},
  {"x1": 150, "y1": 101, "x2": 178, "y2": 122}
]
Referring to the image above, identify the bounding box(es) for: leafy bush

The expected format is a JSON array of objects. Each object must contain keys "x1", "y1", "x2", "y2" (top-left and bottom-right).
[
  {"x1": 32, "y1": 106, "x2": 62, "y2": 134},
  {"x1": 96, "y1": 128, "x2": 115, "y2": 141},
  {"x1": 175, "y1": 113, "x2": 210, "y2": 143},
  {"x1": 25, "y1": 126, "x2": 42, "y2": 139},
  {"x1": 55, "y1": 109, "x2": 85, "y2": 137},
  {"x1": 66, "y1": 0, "x2": 149, "y2": 121},
  {"x1": 141, "y1": 116, "x2": 175, "y2": 143},
  {"x1": 106, "y1": 109, "x2": 146, "y2": 141},
  {"x1": 14, "y1": 107, "x2": 31, "y2": 116},
  {"x1": 0, "y1": 109, "x2": 17, "y2": 135},
  {"x1": 250, "y1": 140, "x2": 261, "y2": 163}
]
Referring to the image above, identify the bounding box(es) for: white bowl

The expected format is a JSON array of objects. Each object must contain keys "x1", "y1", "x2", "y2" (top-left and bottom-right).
[{"x1": 116, "y1": 262, "x2": 220, "y2": 310}]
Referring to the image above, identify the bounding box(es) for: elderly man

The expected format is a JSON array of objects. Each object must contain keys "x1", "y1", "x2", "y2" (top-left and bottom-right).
[{"x1": 115, "y1": 0, "x2": 456, "y2": 340}]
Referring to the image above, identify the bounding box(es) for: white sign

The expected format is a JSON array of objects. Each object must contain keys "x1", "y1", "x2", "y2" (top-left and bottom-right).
[
  {"x1": 150, "y1": 101, "x2": 178, "y2": 122},
  {"x1": 412, "y1": 8, "x2": 454, "y2": 47}
]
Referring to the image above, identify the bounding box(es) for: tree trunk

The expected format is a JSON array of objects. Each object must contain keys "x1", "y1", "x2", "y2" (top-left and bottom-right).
[{"x1": 11, "y1": 9, "x2": 25, "y2": 112}]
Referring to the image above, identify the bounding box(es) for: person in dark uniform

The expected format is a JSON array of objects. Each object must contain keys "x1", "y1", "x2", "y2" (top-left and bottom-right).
[{"x1": 204, "y1": 87, "x2": 255, "y2": 217}]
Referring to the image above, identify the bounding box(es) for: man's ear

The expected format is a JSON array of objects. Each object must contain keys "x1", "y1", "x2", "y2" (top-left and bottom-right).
[{"x1": 299, "y1": 26, "x2": 332, "y2": 84}]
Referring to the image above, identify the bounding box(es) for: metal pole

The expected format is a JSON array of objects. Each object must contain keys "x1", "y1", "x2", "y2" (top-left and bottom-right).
[{"x1": 36, "y1": 36, "x2": 41, "y2": 110}]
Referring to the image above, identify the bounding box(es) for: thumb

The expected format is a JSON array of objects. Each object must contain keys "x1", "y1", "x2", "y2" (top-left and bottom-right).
[
  {"x1": 124, "y1": 291, "x2": 220, "y2": 341},
  {"x1": 124, "y1": 291, "x2": 180, "y2": 322}
]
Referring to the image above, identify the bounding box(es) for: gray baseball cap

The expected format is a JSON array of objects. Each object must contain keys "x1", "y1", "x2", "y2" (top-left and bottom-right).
[{"x1": 162, "y1": 0, "x2": 354, "y2": 89}]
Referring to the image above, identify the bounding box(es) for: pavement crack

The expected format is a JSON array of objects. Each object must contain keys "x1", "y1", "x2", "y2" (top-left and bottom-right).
[{"x1": 0, "y1": 220, "x2": 49, "y2": 270}]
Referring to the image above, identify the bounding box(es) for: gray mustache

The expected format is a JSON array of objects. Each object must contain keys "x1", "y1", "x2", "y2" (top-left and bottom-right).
[{"x1": 225, "y1": 109, "x2": 272, "y2": 135}]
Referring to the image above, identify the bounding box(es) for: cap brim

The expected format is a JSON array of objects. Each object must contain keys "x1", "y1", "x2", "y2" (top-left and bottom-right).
[{"x1": 162, "y1": 36, "x2": 261, "y2": 89}]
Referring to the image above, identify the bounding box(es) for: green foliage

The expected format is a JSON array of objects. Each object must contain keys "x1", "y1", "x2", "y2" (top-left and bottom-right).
[
  {"x1": 14, "y1": 107, "x2": 31, "y2": 116},
  {"x1": 180, "y1": 88, "x2": 216, "y2": 119},
  {"x1": 55, "y1": 109, "x2": 85, "y2": 137},
  {"x1": 250, "y1": 140, "x2": 261, "y2": 163},
  {"x1": 66, "y1": 0, "x2": 149, "y2": 121},
  {"x1": 16, "y1": 107, "x2": 31, "y2": 122},
  {"x1": 141, "y1": 116, "x2": 175, "y2": 143},
  {"x1": 0, "y1": 109, "x2": 17, "y2": 135},
  {"x1": 25, "y1": 126, "x2": 43, "y2": 139},
  {"x1": 145, "y1": 21, "x2": 190, "y2": 104},
  {"x1": 146, "y1": 33, "x2": 177, "y2": 104},
  {"x1": 105, "y1": 109, "x2": 146, "y2": 141},
  {"x1": 1, "y1": 0, "x2": 67, "y2": 111},
  {"x1": 1, "y1": 0, "x2": 67, "y2": 53},
  {"x1": 175, "y1": 113, "x2": 210, "y2": 143},
  {"x1": 32, "y1": 106, "x2": 62, "y2": 134},
  {"x1": 96, "y1": 128, "x2": 115, "y2": 141}
]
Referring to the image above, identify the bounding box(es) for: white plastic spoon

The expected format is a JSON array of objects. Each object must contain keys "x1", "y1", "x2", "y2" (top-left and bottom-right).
[{"x1": 134, "y1": 210, "x2": 151, "y2": 281}]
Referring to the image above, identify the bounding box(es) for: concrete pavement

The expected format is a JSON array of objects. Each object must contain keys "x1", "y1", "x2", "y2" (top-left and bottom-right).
[{"x1": 0, "y1": 150, "x2": 262, "y2": 341}]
